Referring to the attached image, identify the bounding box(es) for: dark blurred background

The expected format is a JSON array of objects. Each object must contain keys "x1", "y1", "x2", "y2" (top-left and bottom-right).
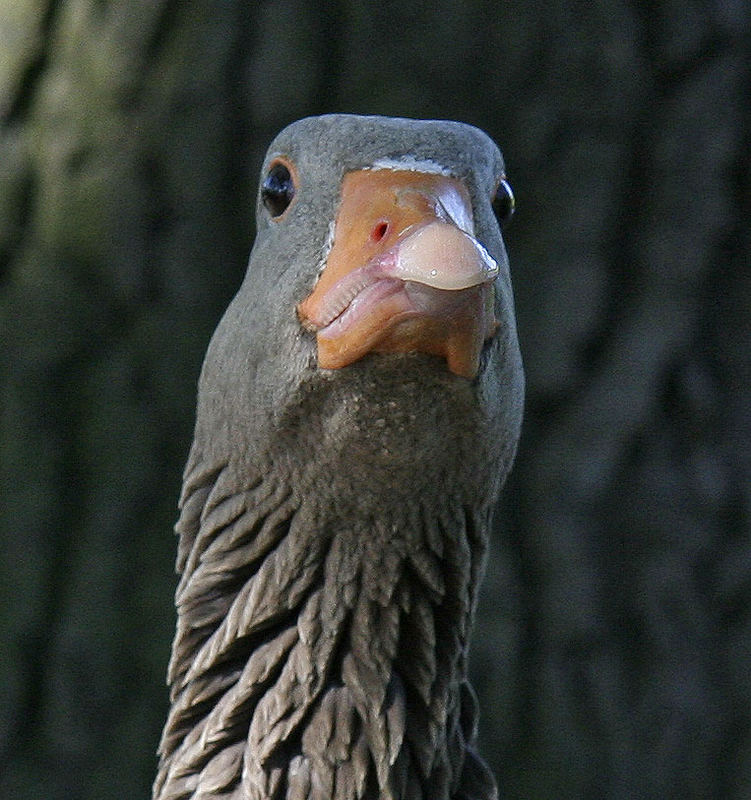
[{"x1": 1, "y1": 2, "x2": 749, "y2": 798}]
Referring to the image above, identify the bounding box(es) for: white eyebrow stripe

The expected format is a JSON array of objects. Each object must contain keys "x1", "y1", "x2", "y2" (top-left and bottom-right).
[{"x1": 366, "y1": 157, "x2": 454, "y2": 176}]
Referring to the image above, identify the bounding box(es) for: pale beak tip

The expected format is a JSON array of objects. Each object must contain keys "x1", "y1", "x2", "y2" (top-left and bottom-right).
[{"x1": 392, "y1": 222, "x2": 499, "y2": 290}]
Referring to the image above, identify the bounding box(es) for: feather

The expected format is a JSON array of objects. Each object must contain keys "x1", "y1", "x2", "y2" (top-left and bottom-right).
[
  {"x1": 285, "y1": 755, "x2": 311, "y2": 800},
  {"x1": 182, "y1": 514, "x2": 324, "y2": 687},
  {"x1": 195, "y1": 741, "x2": 244, "y2": 795}
]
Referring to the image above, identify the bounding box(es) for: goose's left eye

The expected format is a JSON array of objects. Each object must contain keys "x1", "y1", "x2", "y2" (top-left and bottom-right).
[
  {"x1": 492, "y1": 178, "x2": 515, "y2": 226},
  {"x1": 262, "y1": 161, "x2": 296, "y2": 218}
]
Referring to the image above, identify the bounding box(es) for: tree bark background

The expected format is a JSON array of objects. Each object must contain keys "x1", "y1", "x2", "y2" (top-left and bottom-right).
[{"x1": 0, "y1": 2, "x2": 748, "y2": 798}]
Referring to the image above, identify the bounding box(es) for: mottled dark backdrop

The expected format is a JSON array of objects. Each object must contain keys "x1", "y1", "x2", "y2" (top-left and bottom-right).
[{"x1": 1, "y1": 2, "x2": 749, "y2": 798}]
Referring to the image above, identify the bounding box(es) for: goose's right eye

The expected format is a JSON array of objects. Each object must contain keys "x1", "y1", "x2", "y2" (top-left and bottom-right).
[{"x1": 262, "y1": 161, "x2": 296, "y2": 218}]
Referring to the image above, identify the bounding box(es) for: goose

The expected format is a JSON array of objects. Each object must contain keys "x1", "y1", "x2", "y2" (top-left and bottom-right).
[{"x1": 153, "y1": 114, "x2": 524, "y2": 800}]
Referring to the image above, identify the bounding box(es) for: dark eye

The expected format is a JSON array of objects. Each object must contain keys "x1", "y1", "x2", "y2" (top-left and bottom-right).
[
  {"x1": 492, "y1": 178, "x2": 515, "y2": 226},
  {"x1": 262, "y1": 161, "x2": 295, "y2": 217}
]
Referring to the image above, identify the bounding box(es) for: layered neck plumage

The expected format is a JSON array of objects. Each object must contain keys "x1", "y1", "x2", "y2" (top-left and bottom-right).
[{"x1": 154, "y1": 446, "x2": 498, "y2": 800}]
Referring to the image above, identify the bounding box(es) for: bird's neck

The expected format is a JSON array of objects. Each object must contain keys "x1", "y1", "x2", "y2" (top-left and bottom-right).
[{"x1": 154, "y1": 455, "x2": 497, "y2": 799}]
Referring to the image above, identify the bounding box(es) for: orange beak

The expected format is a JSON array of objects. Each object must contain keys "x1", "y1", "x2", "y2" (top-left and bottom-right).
[{"x1": 297, "y1": 169, "x2": 499, "y2": 378}]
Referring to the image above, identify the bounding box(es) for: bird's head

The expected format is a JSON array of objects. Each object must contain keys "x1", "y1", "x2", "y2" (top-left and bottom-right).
[{"x1": 195, "y1": 115, "x2": 523, "y2": 497}]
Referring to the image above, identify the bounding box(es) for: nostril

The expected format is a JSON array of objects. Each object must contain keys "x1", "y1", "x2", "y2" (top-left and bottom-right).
[{"x1": 371, "y1": 220, "x2": 390, "y2": 243}]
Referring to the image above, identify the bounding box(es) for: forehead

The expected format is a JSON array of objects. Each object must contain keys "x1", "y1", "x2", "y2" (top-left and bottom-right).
[{"x1": 264, "y1": 114, "x2": 504, "y2": 197}]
